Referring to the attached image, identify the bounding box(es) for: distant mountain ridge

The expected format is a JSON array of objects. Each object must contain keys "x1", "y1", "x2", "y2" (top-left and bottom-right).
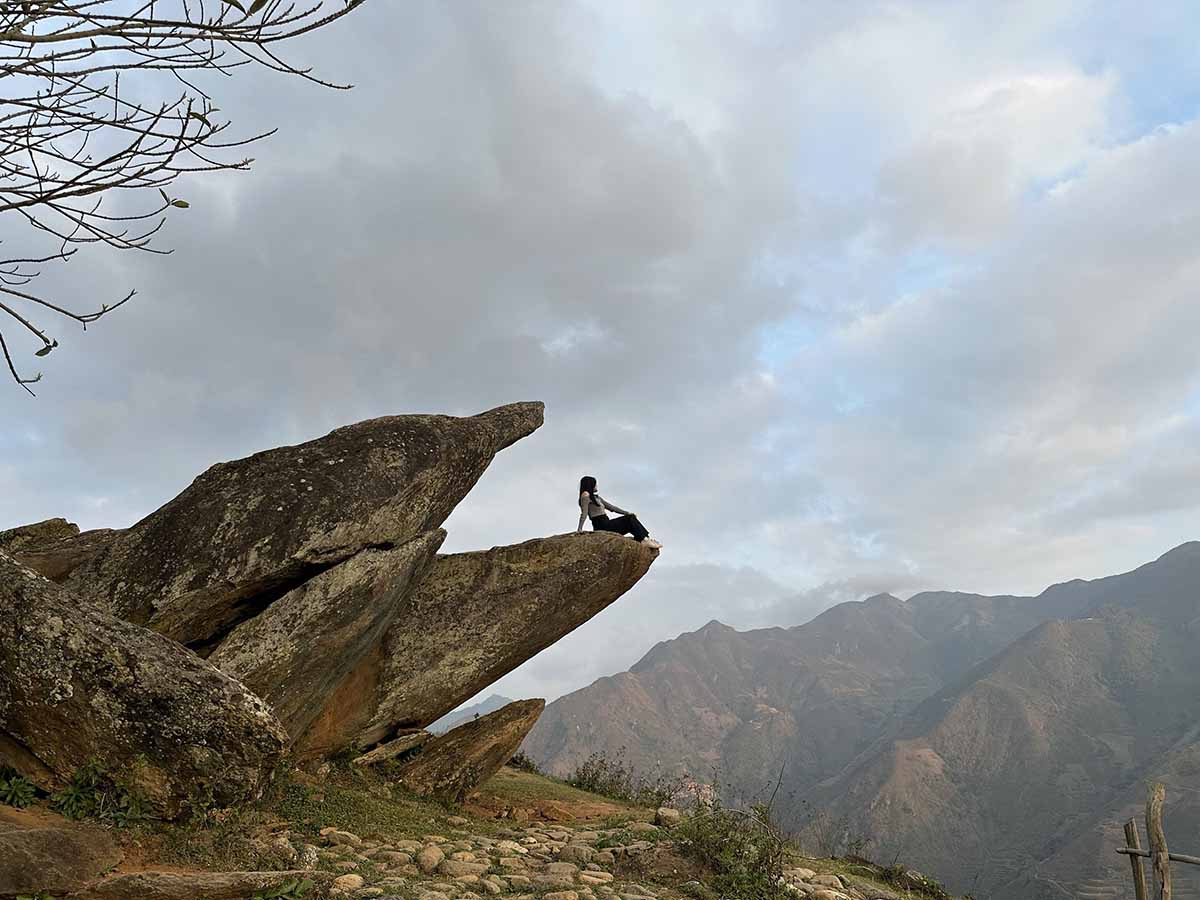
[
  {"x1": 523, "y1": 542, "x2": 1200, "y2": 900},
  {"x1": 431, "y1": 694, "x2": 516, "y2": 734}
]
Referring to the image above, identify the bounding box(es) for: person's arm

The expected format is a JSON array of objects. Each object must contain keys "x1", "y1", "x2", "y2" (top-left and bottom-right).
[
  {"x1": 601, "y1": 496, "x2": 632, "y2": 516},
  {"x1": 577, "y1": 494, "x2": 589, "y2": 533}
]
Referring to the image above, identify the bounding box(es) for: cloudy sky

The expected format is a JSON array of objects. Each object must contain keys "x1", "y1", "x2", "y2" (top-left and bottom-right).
[{"x1": 4, "y1": 0, "x2": 1200, "y2": 705}]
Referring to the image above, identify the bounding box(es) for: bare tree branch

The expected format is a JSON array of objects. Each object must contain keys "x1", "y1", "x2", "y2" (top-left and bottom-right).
[{"x1": 0, "y1": 0, "x2": 367, "y2": 392}]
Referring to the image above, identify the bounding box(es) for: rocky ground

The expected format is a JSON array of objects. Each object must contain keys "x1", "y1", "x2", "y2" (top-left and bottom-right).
[{"x1": 1, "y1": 763, "x2": 965, "y2": 900}]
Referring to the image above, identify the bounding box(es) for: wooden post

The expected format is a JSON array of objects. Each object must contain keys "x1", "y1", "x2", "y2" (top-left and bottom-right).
[
  {"x1": 1125, "y1": 818, "x2": 1149, "y2": 900},
  {"x1": 1146, "y1": 782, "x2": 1171, "y2": 900}
]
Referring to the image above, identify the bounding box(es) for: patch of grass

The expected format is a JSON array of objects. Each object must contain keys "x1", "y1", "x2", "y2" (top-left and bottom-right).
[
  {"x1": 810, "y1": 856, "x2": 971, "y2": 900},
  {"x1": 252, "y1": 877, "x2": 316, "y2": 900},
  {"x1": 482, "y1": 767, "x2": 643, "y2": 809},
  {"x1": 595, "y1": 827, "x2": 643, "y2": 849}
]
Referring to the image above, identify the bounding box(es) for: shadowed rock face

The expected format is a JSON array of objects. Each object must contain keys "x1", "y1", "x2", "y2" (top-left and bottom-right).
[
  {"x1": 0, "y1": 552, "x2": 287, "y2": 818},
  {"x1": 392, "y1": 699, "x2": 545, "y2": 803},
  {"x1": 62, "y1": 402, "x2": 544, "y2": 651},
  {"x1": 210, "y1": 530, "x2": 446, "y2": 749},
  {"x1": 306, "y1": 533, "x2": 658, "y2": 752}
]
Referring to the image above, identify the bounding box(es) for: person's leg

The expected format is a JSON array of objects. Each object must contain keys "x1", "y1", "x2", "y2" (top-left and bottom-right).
[{"x1": 608, "y1": 514, "x2": 649, "y2": 541}]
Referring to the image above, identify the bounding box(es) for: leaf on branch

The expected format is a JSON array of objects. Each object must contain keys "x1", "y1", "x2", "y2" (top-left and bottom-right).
[
  {"x1": 221, "y1": 0, "x2": 247, "y2": 11},
  {"x1": 170, "y1": 200, "x2": 190, "y2": 209},
  {"x1": 249, "y1": 0, "x2": 271, "y2": 13},
  {"x1": 34, "y1": 340, "x2": 59, "y2": 358}
]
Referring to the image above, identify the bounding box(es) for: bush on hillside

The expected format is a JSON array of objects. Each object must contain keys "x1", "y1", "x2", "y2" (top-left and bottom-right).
[
  {"x1": 675, "y1": 796, "x2": 787, "y2": 900},
  {"x1": 507, "y1": 750, "x2": 543, "y2": 774},
  {"x1": 566, "y1": 749, "x2": 687, "y2": 807}
]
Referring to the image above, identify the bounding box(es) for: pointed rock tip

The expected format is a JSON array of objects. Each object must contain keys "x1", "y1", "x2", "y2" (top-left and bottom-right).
[{"x1": 473, "y1": 401, "x2": 545, "y2": 451}]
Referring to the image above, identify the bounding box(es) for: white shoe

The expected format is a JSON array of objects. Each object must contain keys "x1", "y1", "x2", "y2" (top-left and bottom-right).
[{"x1": 644, "y1": 538, "x2": 662, "y2": 549}]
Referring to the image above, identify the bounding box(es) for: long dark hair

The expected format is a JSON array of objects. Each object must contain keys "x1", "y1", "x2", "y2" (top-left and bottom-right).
[{"x1": 579, "y1": 475, "x2": 597, "y2": 501}]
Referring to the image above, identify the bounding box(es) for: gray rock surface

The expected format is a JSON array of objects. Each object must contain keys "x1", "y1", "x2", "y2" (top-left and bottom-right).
[
  {"x1": 63, "y1": 402, "x2": 543, "y2": 650},
  {"x1": 0, "y1": 552, "x2": 287, "y2": 817},
  {"x1": 346, "y1": 533, "x2": 657, "y2": 747},
  {"x1": 210, "y1": 530, "x2": 445, "y2": 749}
]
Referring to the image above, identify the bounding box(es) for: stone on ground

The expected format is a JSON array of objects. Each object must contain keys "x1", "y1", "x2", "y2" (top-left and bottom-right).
[
  {"x1": 61, "y1": 401, "x2": 544, "y2": 650},
  {"x1": 70, "y1": 870, "x2": 334, "y2": 899},
  {"x1": 0, "y1": 808, "x2": 122, "y2": 897},
  {"x1": 392, "y1": 699, "x2": 545, "y2": 803},
  {"x1": 0, "y1": 552, "x2": 287, "y2": 818},
  {"x1": 209, "y1": 530, "x2": 445, "y2": 749}
]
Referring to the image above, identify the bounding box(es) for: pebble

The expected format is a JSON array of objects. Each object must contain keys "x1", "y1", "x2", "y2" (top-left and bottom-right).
[{"x1": 333, "y1": 874, "x2": 365, "y2": 891}]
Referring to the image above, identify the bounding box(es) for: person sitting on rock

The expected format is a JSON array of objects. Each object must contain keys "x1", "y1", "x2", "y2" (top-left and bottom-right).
[{"x1": 576, "y1": 475, "x2": 661, "y2": 548}]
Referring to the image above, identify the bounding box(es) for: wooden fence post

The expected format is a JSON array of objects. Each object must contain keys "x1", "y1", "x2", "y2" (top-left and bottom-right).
[
  {"x1": 1125, "y1": 818, "x2": 1149, "y2": 900},
  {"x1": 1146, "y1": 782, "x2": 1171, "y2": 900}
]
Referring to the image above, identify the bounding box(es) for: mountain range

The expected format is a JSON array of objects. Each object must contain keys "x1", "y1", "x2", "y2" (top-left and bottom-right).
[
  {"x1": 523, "y1": 542, "x2": 1200, "y2": 900},
  {"x1": 430, "y1": 694, "x2": 517, "y2": 734}
]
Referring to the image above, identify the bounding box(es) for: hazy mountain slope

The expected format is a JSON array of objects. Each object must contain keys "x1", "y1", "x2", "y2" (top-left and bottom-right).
[
  {"x1": 827, "y1": 609, "x2": 1200, "y2": 899},
  {"x1": 821, "y1": 544, "x2": 1200, "y2": 899},
  {"x1": 525, "y1": 584, "x2": 1083, "y2": 796},
  {"x1": 524, "y1": 542, "x2": 1200, "y2": 900}
]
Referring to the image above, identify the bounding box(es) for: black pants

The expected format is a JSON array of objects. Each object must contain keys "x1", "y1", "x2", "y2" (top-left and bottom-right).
[{"x1": 591, "y1": 513, "x2": 649, "y2": 541}]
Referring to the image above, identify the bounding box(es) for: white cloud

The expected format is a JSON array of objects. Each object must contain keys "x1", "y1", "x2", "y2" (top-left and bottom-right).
[{"x1": 3, "y1": 0, "x2": 1200, "y2": 702}]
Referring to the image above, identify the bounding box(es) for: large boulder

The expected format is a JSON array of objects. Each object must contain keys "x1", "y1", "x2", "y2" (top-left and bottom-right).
[
  {"x1": 392, "y1": 699, "x2": 545, "y2": 802},
  {"x1": 0, "y1": 808, "x2": 122, "y2": 899},
  {"x1": 347, "y1": 533, "x2": 658, "y2": 748},
  {"x1": 0, "y1": 552, "x2": 288, "y2": 818},
  {"x1": 63, "y1": 402, "x2": 544, "y2": 651},
  {"x1": 210, "y1": 530, "x2": 446, "y2": 749}
]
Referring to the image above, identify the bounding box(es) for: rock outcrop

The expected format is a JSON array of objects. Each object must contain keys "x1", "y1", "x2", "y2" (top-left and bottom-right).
[
  {"x1": 0, "y1": 552, "x2": 288, "y2": 817},
  {"x1": 391, "y1": 698, "x2": 545, "y2": 802},
  {"x1": 0, "y1": 808, "x2": 122, "y2": 898},
  {"x1": 63, "y1": 402, "x2": 544, "y2": 651},
  {"x1": 210, "y1": 530, "x2": 446, "y2": 747},
  {"x1": 309, "y1": 533, "x2": 657, "y2": 752},
  {"x1": 0, "y1": 517, "x2": 79, "y2": 553},
  {"x1": 9, "y1": 527, "x2": 123, "y2": 582}
]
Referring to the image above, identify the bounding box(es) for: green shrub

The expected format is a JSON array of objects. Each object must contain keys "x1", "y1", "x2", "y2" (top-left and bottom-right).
[
  {"x1": 0, "y1": 767, "x2": 38, "y2": 808},
  {"x1": 507, "y1": 750, "x2": 542, "y2": 774},
  {"x1": 566, "y1": 749, "x2": 686, "y2": 807},
  {"x1": 675, "y1": 797, "x2": 787, "y2": 900},
  {"x1": 50, "y1": 760, "x2": 148, "y2": 826}
]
